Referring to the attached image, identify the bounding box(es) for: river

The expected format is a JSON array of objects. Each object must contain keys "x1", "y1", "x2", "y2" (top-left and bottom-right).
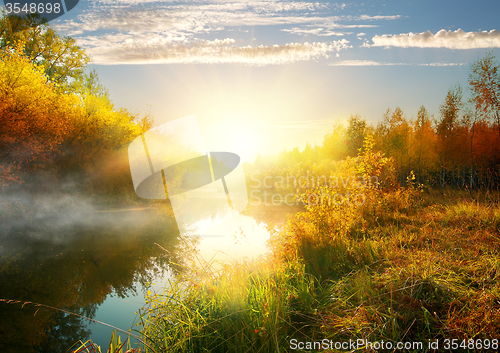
[{"x1": 0, "y1": 200, "x2": 294, "y2": 352}]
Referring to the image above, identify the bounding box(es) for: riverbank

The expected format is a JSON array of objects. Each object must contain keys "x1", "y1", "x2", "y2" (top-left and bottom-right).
[{"x1": 135, "y1": 187, "x2": 500, "y2": 352}]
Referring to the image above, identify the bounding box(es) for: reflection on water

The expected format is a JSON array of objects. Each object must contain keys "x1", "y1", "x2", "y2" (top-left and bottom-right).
[
  {"x1": 0, "y1": 202, "x2": 291, "y2": 352},
  {"x1": 0, "y1": 205, "x2": 185, "y2": 353},
  {"x1": 194, "y1": 213, "x2": 271, "y2": 265}
]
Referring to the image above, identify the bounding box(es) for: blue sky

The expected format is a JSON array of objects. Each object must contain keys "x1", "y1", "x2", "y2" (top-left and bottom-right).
[{"x1": 51, "y1": 0, "x2": 500, "y2": 161}]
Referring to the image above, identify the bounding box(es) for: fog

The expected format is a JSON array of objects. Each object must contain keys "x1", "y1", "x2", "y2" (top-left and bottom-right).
[{"x1": 0, "y1": 185, "x2": 175, "y2": 255}]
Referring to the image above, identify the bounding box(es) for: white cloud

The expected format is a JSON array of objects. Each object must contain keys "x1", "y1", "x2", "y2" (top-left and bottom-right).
[
  {"x1": 367, "y1": 29, "x2": 500, "y2": 49},
  {"x1": 356, "y1": 14, "x2": 401, "y2": 21},
  {"x1": 329, "y1": 60, "x2": 465, "y2": 66},
  {"x1": 329, "y1": 60, "x2": 389, "y2": 66},
  {"x1": 418, "y1": 62, "x2": 465, "y2": 66},
  {"x1": 56, "y1": 1, "x2": 336, "y2": 36},
  {"x1": 84, "y1": 37, "x2": 351, "y2": 65},
  {"x1": 282, "y1": 28, "x2": 348, "y2": 36},
  {"x1": 51, "y1": 1, "x2": 402, "y2": 65},
  {"x1": 56, "y1": 2, "x2": 386, "y2": 37}
]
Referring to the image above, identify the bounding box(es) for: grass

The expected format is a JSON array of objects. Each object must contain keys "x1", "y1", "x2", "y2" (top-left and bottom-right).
[
  {"x1": 133, "y1": 183, "x2": 500, "y2": 352},
  {"x1": 136, "y1": 258, "x2": 309, "y2": 352}
]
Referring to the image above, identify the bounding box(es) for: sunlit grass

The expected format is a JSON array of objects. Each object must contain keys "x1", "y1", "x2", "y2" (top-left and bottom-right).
[{"x1": 136, "y1": 256, "x2": 320, "y2": 352}]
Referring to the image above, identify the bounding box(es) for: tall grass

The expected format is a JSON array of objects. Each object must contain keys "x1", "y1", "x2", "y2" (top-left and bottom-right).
[{"x1": 136, "y1": 258, "x2": 321, "y2": 352}]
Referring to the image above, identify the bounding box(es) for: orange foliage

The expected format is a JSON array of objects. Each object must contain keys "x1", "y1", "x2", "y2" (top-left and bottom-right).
[{"x1": 0, "y1": 45, "x2": 82, "y2": 184}]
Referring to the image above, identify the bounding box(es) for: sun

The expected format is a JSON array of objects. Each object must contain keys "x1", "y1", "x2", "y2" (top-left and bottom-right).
[
  {"x1": 203, "y1": 113, "x2": 261, "y2": 163},
  {"x1": 226, "y1": 126, "x2": 259, "y2": 161}
]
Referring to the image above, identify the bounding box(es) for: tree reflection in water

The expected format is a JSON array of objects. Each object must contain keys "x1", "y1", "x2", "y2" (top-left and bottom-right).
[{"x1": 0, "y1": 204, "x2": 190, "y2": 353}]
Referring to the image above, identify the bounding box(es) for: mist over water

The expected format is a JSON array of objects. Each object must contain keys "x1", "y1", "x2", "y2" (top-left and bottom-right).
[{"x1": 0, "y1": 185, "x2": 187, "y2": 351}]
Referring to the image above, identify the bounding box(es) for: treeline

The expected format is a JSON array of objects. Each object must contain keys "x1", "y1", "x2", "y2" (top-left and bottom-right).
[
  {"x1": 254, "y1": 52, "x2": 500, "y2": 191},
  {"x1": 0, "y1": 14, "x2": 151, "y2": 201}
]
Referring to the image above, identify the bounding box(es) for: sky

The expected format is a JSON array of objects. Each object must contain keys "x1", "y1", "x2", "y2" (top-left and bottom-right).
[{"x1": 50, "y1": 0, "x2": 500, "y2": 162}]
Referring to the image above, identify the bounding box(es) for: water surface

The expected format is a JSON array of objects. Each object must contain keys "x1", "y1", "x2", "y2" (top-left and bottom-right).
[{"x1": 0, "y1": 201, "x2": 290, "y2": 352}]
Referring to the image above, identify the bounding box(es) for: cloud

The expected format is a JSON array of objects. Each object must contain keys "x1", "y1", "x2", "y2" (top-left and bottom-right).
[
  {"x1": 329, "y1": 60, "x2": 385, "y2": 66},
  {"x1": 418, "y1": 62, "x2": 465, "y2": 66},
  {"x1": 281, "y1": 28, "x2": 348, "y2": 37},
  {"x1": 84, "y1": 37, "x2": 351, "y2": 65},
  {"x1": 367, "y1": 29, "x2": 500, "y2": 49},
  {"x1": 356, "y1": 14, "x2": 401, "y2": 21},
  {"x1": 56, "y1": 1, "x2": 337, "y2": 36},
  {"x1": 51, "y1": 1, "x2": 402, "y2": 65},
  {"x1": 329, "y1": 60, "x2": 465, "y2": 66},
  {"x1": 56, "y1": 2, "x2": 386, "y2": 37}
]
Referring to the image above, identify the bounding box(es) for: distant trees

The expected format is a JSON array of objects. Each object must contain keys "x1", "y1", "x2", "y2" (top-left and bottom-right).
[
  {"x1": 436, "y1": 86, "x2": 465, "y2": 191},
  {"x1": 251, "y1": 53, "x2": 500, "y2": 191},
  {"x1": 375, "y1": 107, "x2": 411, "y2": 185},
  {"x1": 321, "y1": 123, "x2": 347, "y2": 160}
]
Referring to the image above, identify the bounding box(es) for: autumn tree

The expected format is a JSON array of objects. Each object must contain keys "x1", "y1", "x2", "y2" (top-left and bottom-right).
[
  {"x1": 469, "y1": 52, "x2": 500, "y2": 140},
  {"x1": 467, "y1": 52, "x2": 500, "y2": 189},
  {"x1": 436, "y1": 85, "x2": 471, "y2": 191},
  {"x1": 0, "y1": 45, "x2": 81, "y2": 185},
  {"x1": 56, "y1": 71, "x2": 143, "y2": 178},
  {"x1": 411, "y1": 106, "x2": 437, "y2": 184},
  {"x1": 0, "y1": 15, "x2": 150, "y2": 196}
]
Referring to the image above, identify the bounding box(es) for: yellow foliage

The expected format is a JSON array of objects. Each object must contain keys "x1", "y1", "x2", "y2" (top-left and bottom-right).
[
  {"x1": 0, "y1": 45, "x2": 82, "y2": 182},
  {"x1": 0, "y1": 44, "x2": 143, "y2": 185}
]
